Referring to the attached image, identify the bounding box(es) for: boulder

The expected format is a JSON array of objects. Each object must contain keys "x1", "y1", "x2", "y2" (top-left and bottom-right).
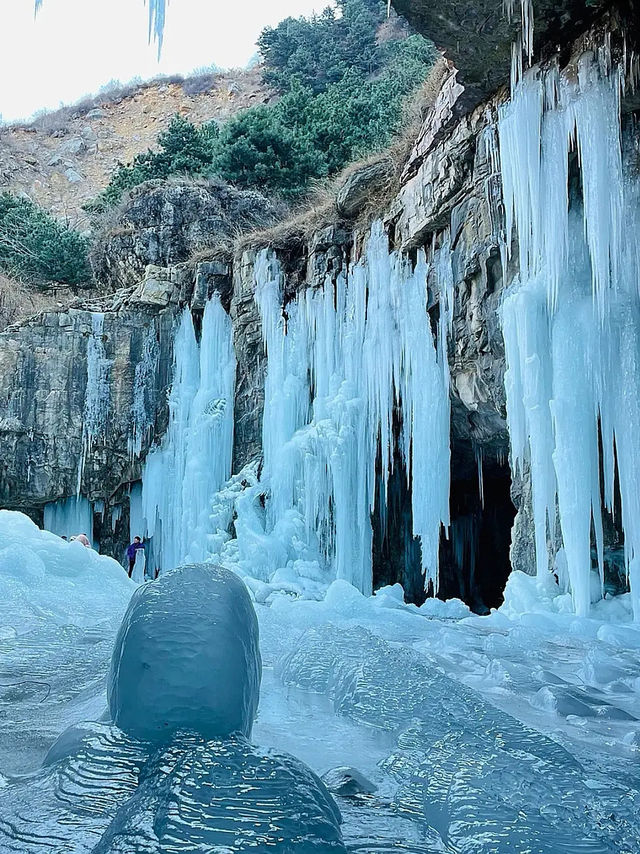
[
  {"x1": 335, "y1": 157, "x2": 390, "y2": 218},
  {"x1": 107, "y1": 564, "x2": 262, "y2": 742}
]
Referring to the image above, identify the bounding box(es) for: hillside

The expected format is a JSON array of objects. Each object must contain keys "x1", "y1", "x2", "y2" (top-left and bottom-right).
[{"x1": 0, "y1": 67, "x2": 271, "y2": 230}]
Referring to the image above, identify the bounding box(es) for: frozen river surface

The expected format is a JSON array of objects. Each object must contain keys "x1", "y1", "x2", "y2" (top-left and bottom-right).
[{"x1": 2, "y1": 514, "x2": 640, "y2": 852}]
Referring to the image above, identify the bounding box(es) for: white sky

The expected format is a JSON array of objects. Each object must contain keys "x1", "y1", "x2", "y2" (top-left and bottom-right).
[{"x1": 0, "y1": 0, "x2": 326, "y2": 122}]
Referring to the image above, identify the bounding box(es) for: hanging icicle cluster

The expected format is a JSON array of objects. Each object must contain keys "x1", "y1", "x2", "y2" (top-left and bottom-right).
[
  {"x1": 254, "y1": 222, "x2": 452, "y2": 595},
  {"x1": 499, "y1": 53, "x2": 640, "y2": 617},
  {"x1": 35, "y1": 0, "x2": 166, "y2": 55},
  {"x1": 141, "y1": 294, "x2": 236, "y2": 572}
]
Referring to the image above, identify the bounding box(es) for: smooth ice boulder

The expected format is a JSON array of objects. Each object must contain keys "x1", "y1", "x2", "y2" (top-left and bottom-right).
[{"x1": 107, "y1": 563, "x2": 261, "y2": 742}]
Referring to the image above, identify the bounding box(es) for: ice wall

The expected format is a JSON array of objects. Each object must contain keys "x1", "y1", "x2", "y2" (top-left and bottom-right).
[
  {"x1": 43, "y1": 495, "x2": 94, "y2": 545},
  {"x1": 253, "y1": 223, "x2": 451, "y2": 594},
  {"x1": 141, "y1": 294, "x2": 235, "y2": 572},
  {"x1": 499, "y1": 56, "x2": 640, "y2": 617}
]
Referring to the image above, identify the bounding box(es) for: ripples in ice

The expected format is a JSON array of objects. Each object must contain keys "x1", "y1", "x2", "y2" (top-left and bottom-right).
[
  {"x1": 0, "y1": 722, "x2": 345, "y2": 852},
  {"x1": 279, "y1": 624, "x2": 640, "y2": 853}
]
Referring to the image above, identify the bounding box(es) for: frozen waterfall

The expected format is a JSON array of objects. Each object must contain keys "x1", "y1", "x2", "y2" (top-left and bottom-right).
[
  {"x1": 77, "y1": 312, "x2": 111, "y2": 494},
  {"x1": 43, "y1": 495, "x2": 94, "y2": 546},
  {"x1": 499, "y1": 56, "x2": 640, "y2": 617},
  {"x1": 253, "y1": 223, "x2": 451, "y2": 594},
  {"x1": 140, "y1": 294, "x2": 236, "y2": 573}
]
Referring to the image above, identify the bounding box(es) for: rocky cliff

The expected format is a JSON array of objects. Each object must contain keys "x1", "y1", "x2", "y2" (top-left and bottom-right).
[{"x1": 0, "y1": 4, "x2": 637, "y2": 601}]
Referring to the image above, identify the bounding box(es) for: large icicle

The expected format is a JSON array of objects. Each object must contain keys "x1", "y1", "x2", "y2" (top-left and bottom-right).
[
  {"x1": 499, "y1": 57, "x2": 640, "y2": 617},
  {"x1": 141, "y1": 294, "x2": 236, "y2": 572},
  {"x1": 253, "y1": 222, "x2": 451, "y2": 594},
  {"x1": 129, "y1": 324, "x2": 160, "y2": 458}
]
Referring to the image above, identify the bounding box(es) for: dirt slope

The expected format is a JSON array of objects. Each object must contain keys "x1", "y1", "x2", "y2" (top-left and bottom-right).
[{"x1": 0, "y1": 67, "x2": 271, "y2": 230}]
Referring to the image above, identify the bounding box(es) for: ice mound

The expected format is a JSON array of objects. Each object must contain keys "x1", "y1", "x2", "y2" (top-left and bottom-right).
[
  {"x1": 94, "y1": 734, "x2": 344, "y2": 853},
  {"x1": 279, "y1": 624, "x2": 640, "y2": 852},
  {"x1": 107, "y1": 563, "x2": 262, "y2": 742},
  {"x1": 0, "y1": 509, "x2": 132, "y2": 634}
]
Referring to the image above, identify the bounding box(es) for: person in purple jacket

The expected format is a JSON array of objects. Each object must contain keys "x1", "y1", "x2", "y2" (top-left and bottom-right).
[{"x1": 126, "y1": 536, "x2": 144, "y2": 578}]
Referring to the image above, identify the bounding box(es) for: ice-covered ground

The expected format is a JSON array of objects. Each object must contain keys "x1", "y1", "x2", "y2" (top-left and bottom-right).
[{"x1": 2, "y1": 510, "x2": 640, "y2": 852}]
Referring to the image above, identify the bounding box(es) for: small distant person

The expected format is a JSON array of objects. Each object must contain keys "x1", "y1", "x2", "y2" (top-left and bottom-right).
[
  {"x1": 73, "y1": 533, "x2": 91, "y2": 548},
  {"x1": 127, "y1": 536, "x2": 145, "y2": 578}
]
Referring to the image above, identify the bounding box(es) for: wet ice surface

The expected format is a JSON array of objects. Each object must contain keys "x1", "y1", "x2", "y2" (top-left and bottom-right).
[
  {"x1": 3, "y1": 560, "x2": 640, "y2": 851},
  {"x1": 255, "y1": 585, "x2": 640, "y2": 853}
]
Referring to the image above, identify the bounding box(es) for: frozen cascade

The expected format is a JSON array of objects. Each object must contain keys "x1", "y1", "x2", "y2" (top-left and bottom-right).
[
  {"x1": 128, "y1": 323, "x2": 160, "y2": 458},
  {"x1": 43, "y1": 495, "x2": 94, "y2": 545},
  {"x1": 499, "y1": 57, "x2": 640, "y2": 617},
  {"x1": 253, "y1": 222, "x2": 451, "y2": 594},
  {"x1": 141, "y1": 294, "x2": 235, "y2": 572},
  {"x1": 77, "y1": 313, "x2": 111, "y2": 494}
]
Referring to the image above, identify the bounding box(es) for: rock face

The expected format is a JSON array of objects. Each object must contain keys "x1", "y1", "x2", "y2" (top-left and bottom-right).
[
  {"x1": 91, "y1": 180, "x2": 278, "y2": 290},
  {"x1": 0, "y1": 288, "x2": 177, "y2": 554},
  {"x1": 391, "y1": 0, "x2": 636, "y2": 113},
  {"x1": 1, "y1": 8, "x2": 636, "y2": 605}
]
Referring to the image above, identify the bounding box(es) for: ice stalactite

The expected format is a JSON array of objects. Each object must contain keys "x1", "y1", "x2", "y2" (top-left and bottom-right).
[
  {"x1": 129, "y1": 324, "x2": 160, "y2": 458},
  {"x1": 77, "y1": 313, "x2": 111, "y2": 495},
  {"x1": 253, "y1": 222, "x2": 451, "y2": 595},
  {"x1": 499, "y1": 56, "x2": 640, "y2": 617},
  {"x1": 141, "y1": 295, "x2": 235, "y2": 573}
]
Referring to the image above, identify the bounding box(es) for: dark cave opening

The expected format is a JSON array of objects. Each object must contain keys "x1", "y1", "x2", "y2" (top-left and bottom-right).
[
  {"x1": 438, "y1": 452, "x2": 516, "y2": 613},
  {"x1": 372, "y1": 438, "x2": 426, "y2": 606},
  {"x1": 371, "y1": 412, "x2": 516, "y2": 612}
]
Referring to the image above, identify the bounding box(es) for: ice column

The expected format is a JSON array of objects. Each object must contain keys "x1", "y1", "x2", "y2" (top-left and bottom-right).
[
  {"x1": 499, "y1": 58, "x2": 640, "y2": 617},
  {"x1": 129, "y1": 324, "x2": 160, "y2": 458},
  {"x1": 254, "y1": 222, "x2": 451, "y2": 594},
  {"x1": 141, "y1": 295, "x2": 236, "y2": 572},
  {"x1": 77, "y1": 312, "x2": 112, "y2": 493}
]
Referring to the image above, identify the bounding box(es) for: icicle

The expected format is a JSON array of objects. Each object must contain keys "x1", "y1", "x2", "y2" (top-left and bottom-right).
[
  {"x1": 253, "y1": 221, "x2": 451, "y2": 594},
  {"x1": 476, "y1": 448, "x2": 485, "y2": 509},
  {"x1": 77, "y1": 313, "x2": 112, "y2": 495},
  {"x1": 499, "y1": 56, "x2": 640, "y2": 618},
  {"x1": 110, "y1": 504, "x2": 123, "y2": 533},
  {"x1": 44, "y1": 495, "x2": 94, "y2": 545},
  {"x1": 140, "y1": 295, "x2": 236, "y2": 573},
  {"x1": 129, "y1": 324, "x2": 160, "y2": 458}
]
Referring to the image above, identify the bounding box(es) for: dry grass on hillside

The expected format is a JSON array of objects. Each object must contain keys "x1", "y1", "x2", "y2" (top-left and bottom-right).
[
  {"x1": 2, "y1": 67, "x2": 235, "y2": 136},
  {"x1": 0, "y1": 276, "x2": 76, "y2": 332}
]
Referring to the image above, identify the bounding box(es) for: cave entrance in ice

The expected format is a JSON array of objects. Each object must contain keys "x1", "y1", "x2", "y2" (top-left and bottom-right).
[{"x1": 439, "y1": 449, "x2": 516, "y2": 613}]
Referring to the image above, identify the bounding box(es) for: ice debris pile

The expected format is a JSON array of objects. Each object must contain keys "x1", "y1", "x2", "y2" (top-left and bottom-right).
[
  {"x1": 108, "y1": 563, "x2": 261, "y2": 742},
  {"x1": 499, "y1": 56, "x2": 640, "y2": 617}
]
